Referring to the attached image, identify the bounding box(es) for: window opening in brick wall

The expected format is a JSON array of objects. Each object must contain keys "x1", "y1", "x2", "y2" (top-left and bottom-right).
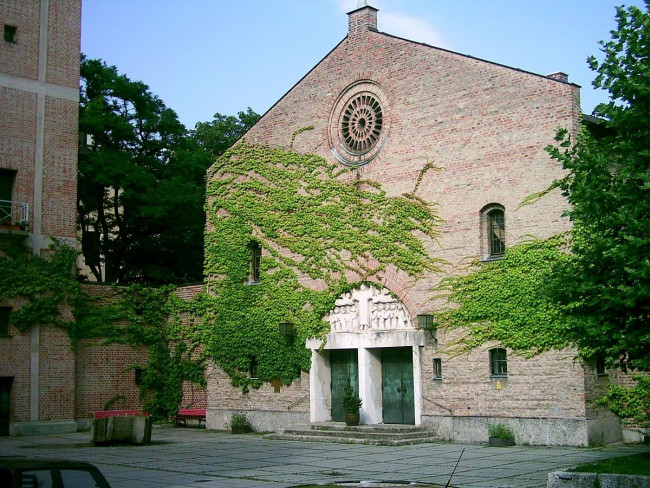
[
  {"x1": 134, "y1": 367, "x2": 143, "y2": 386},
  {"x1": 248, "y1": 241, "x2": 261, "y2": 283},
  {"x1": 0, "y1": 307, "x2": 11, "y2": 337},
  {"x1": 3, "y1": 25, "x2": 17, "y2": 43},
  {"x1": 489, "y1": 209, "x2": 505, "y2": 256},
  {"x1": 595, "y1": 357, "x2": 608, "y2": 377},
  {"x1": 0, "y1": 170, "x2": 16, "y2": 224},
  {"x1": 341, "y1": 93, "x2": 383, "y2": 155},
  {"x1": 490, "y1": 348, "x2": 508, "y2": 377},
  {"x1": 480, "y1": 204, "x2": 506, "y2": 260},
  {"x1": 433, "y1": 358, "x2": 442, "y2": 380},
  {"x1": 248, "y1": 356, "x2": 258, "y2": 379}
]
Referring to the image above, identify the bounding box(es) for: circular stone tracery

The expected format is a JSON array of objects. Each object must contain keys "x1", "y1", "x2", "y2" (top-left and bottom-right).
[
  {"x1": 329, "y1": 81, "x2": 390, "y2": 167},
  {"x1": 341, "y1": 94, "x2": 383, "y2": 154}
]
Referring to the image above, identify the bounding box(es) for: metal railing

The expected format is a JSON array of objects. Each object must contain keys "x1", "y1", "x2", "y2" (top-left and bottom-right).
[{"x1": 0, "y1": 199, "x2": 29, "y2": 230}]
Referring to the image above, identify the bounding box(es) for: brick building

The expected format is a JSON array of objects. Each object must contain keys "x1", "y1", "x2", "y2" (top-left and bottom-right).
[
  {"x1": 0, "y1": 0, "x2": 82, "y2": 436},
  {"x1": 203, "y1": 3, "x2": 621, "y2": 446},
  {"x1": 0, "y1": 1, "x2": 627, "y2": 446}
]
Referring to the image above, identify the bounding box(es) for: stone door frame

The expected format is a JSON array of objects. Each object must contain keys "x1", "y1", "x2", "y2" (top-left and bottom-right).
[{"x1": 306, "y1": 285, "x2": 424, "y2": 426}]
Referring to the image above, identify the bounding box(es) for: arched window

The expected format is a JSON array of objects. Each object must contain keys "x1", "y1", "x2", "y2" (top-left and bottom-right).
[
  {"x1": 480, "y1": 204, "x2": 506, "y2": 260},
  {"x1": 490, "y1": 348, "x2": 508, "y2": 377}
]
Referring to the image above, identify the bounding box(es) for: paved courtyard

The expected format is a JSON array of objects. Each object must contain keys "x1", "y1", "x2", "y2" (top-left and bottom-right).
[{"x1": 1, "y1": 426, "x2": 647, "y2": 488}]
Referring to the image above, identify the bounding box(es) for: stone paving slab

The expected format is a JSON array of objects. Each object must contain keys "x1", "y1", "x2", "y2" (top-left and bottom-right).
[{"x1": 1, "y1": 427, "x2": 648, "y2": 488}]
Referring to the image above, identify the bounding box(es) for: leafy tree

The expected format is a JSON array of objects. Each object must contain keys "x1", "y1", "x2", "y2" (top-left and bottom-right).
[
  {"x1": 190, "y1": 108, "x2": 260, "y2": 160},
  {"x1": 546, "y1": 2, "x2": 650, "y2": 371},
  {"x1": 78, "y1": 57, "x2": 259, "y2": 285},
  {"x1": 78, "y1": 57, "x2": 211, "y2": 284}
]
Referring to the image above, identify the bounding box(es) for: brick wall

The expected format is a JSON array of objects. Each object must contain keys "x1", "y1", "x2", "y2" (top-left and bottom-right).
[
  {"x1": 45, "y1": 0, "x2": 81, "y2": 88},
  {"x1": 243, "y1": 23, "x2": 577, "y2": 316},
  {"x1": 212, "y1": 10, "x2": 588, "y2": 426},
  {"x1": 0, "y1": 298, "x2": 30, "y2": 423},
  {"x1": 42, "y1": 95, "x2": 78, "y2": 238},
  {"x1": 0, "y1": 1, "x2": 41, "y2": 80}
]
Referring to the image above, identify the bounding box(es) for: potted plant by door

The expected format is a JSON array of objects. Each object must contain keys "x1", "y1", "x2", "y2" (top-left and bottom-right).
[{"x1": 342, "y1": 385, "x2": 362, "y2": 426}]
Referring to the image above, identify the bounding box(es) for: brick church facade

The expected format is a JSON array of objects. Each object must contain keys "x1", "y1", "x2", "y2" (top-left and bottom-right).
[
  {"x1": 203, "y1": 4, "x2": 621, "y2": 446},
  {"x1": 0, "y1": 1, "x2": 628, "y2": 446}
]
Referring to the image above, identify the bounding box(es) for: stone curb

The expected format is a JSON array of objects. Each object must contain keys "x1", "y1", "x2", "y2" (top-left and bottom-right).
[{"x1": 548, "y1": 471, "x2": 650, "y2": 487}]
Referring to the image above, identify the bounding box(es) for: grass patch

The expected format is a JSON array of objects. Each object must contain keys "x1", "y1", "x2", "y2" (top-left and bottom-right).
[{"x1": 570, "y1": 452, "x2": 650, "y2": 475}]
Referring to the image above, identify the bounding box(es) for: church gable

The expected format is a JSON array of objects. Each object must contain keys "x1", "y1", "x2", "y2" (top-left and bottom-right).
[{"x1": 245, "y1": 4, "x2": 579, "y2": 177}]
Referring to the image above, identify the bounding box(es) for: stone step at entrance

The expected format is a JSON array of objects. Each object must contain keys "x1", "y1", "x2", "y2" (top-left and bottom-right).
[{"x1": 264, "y1": 422, "x2": 443, "y2": 446}]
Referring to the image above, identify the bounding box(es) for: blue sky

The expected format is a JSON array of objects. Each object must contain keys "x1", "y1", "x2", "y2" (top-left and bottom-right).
[{"x1": 81, "y1": 0, "x2": 643, "y2": 129}]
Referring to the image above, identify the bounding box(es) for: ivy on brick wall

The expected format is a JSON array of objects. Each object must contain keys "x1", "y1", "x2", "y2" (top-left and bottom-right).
[
  {"x1": 434, "y1": 235, "x2": 577, "y2": 356},
  {"x1": 203, "y1": 142, "x2": 444, "y2": 391},
  {"x1": 0, "y1": 242, "x2": 81, "y2": 333},
  {"x1": 75, "y1": 284, "x2": 207, "y2": 419},
  {"x1": 0, "y1": 243, "x2": 205, "y2": 420}
]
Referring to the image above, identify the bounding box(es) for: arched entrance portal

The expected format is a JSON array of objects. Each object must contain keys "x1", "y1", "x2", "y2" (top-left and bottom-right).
[{"x1": 307, "y1": 285, "x2": 424, "y2": 426}]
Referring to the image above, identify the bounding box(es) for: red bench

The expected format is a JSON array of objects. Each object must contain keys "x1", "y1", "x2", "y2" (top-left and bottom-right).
[
  {"x1": 93, "y1": 409, "x2": 149, "y2": 418},
  {"x1": 172, "y1": 408, "x2": 206, "y2": 427}
]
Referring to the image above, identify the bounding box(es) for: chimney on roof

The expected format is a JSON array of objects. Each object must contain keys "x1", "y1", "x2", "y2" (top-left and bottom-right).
[
  {"x1": 348, "y1": 1, "x2": 378, "y2": 39},
  {"x1": 547, "y1": 72, "x2": 569, "y2": 83}
]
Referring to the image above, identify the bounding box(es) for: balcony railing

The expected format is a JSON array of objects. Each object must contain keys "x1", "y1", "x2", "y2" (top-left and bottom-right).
[{"x1": 0, "y1": 199, "x2": 30, "y2": 231}]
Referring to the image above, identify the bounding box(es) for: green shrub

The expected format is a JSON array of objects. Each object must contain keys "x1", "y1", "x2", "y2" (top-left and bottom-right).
[
  {"x1": 229, "y1": 412, "x2": 251, "y2": 429},
  {"x1": 488, "y1": 422, "x2": 514, "y2": 440}
]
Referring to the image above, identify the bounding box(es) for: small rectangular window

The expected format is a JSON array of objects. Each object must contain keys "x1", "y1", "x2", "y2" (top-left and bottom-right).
[
  {"x1": 433, "y1": 358, "x2": 442, "y2": 380},
  {"x1": 489, "y1": 210, "x2": 505, "y2": 256},
  {"x1": 249, "y1": 357, "x2": 258, "y2": 379},
  {"x1": 3, "y1": 25, "x2": 17, "y2": 43},
  {"x1": 134, "y1": 367, "x2": 143, "y2": 386},
  {"x1": 490, "y1": 348, "x2": 508, "y2": 377},
  {"x1": 0, "y1": 307, "x2": 11, "y2": 336},
  {"x1": 249, "y1": 241, "x2": 261, "y2": 283}
]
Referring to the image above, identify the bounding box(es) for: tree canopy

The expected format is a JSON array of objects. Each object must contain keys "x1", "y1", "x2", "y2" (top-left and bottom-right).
[
  {"x1": 547, "y1": 2, "x2": 650, "y2": 371},
  {"x1": 78, "y1": 57, "x2": 259, "y2": 284}
]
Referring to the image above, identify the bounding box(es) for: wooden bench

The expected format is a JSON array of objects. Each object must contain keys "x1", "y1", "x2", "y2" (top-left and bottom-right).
[
  {"x1": 93, "y1": 409, "x2": 149, "y2": 418},
  {"x1": 172, "y1": 408, "x2": 206, "y2": 427}
]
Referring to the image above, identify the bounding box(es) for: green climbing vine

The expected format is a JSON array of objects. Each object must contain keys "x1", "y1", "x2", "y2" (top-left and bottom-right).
[
  {"x1": 434, "y1": 235, "x2": 578, "y2": 357},
  {"x1": 0, "y1": 241, "x2": 81, "y2": 334},
  {"x1": 0, "y1": 243, "x2": 205, "y2": 420},
  {"x1": 203, "y1": 142, "x2": 444, "y2": 390},
  {"x1": 1, "y1": 142, "x2": 445, "y2": 406}
]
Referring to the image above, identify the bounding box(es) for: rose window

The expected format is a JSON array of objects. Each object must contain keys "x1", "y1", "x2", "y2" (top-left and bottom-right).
[
  {"x1": 329, "y1": 80, "x2": 390, "y2": 167},
  {"x1": 341, "y1": 94, "x2": 383, "y2": 154}
]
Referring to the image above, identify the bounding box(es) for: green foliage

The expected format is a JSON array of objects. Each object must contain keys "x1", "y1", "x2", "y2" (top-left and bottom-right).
[
  {"x1": 78, "y1": 56, "x2": 212, "y2": 284},
  {"x1": 342, "y1": 385, "x2": 362, "y2": 414},
  {"x1": 545, "y1": 2, "x2": 650, "y2": 371},
  {"x1": 0, "y1": 245, "x2": 205, "y2": 420},
  {"x1": 76, "y1": 284, "x2": 207, "y2": 420},
  {"x1": 597, "y1": 376, "x2": 650, "y2": 426},
  {"x1": 488, "y1": 423, "x2": 514, "y2": 440},
  {"x1": 228, "y1": 412, "x2": 252, "y2": 429},
  {"x1": 191, "y1": 108, "x2": 260, "y2": 160},
  {"x1": 204, "y1": 142, "x2": 443, "y2": 390},
  {"x1": 435, "y1": 236, "x2": 575, "y2": 356},
  {"x1": 0, "y1": 242, "x2": 81, "y2": 333}
]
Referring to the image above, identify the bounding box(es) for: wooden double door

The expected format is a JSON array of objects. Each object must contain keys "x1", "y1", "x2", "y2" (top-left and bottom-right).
[{"x1": 330, "y1": 347, "x2": 415, "y2": 425}]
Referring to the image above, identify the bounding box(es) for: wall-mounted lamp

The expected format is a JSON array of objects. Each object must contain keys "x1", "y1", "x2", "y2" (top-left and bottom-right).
[
  {"x1": 279, "y1": 322, "x2": 294, "y2": 337},
  {"x1": 417, "y1": 314, "x2": 437, "y2": 340}
]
